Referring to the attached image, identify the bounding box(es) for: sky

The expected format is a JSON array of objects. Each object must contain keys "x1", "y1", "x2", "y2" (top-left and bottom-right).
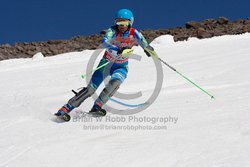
[{"x1": 0, "y1": 0, "x2": 249, "y2": 45}]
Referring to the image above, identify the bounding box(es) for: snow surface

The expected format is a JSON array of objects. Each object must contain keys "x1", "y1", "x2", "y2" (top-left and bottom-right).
[{"x1": 0, "y1": 33, "x2": 250, "y2": 167}]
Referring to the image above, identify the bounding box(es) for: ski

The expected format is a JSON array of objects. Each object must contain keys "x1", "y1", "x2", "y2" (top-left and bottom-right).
[
  {"x1": 74, "y1": 109, "x2": 106, "y2": 118},
  {"x1": 88, "y1": 108, "x2": 107, "y2": 117},
  {"x1": 54, "y1": 112, "x2": 71, "y2": 122}
]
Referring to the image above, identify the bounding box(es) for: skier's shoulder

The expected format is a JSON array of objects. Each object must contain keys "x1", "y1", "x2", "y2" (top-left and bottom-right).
[
  {"x1": 107, "y1": 26, "x2": 121, "y2": 34},
  {"x1": 130, "y1": 26, "x2": 143, "y2": 31},
  {"x1": 129, "y1": 27, "x2": 144, "y2": 38},
  {"x1": 102, "y1": 26, "x2": 117, "y2": 37},
  {"x1": 130, "y1": 26, "x2": 139, "y2": 32}
]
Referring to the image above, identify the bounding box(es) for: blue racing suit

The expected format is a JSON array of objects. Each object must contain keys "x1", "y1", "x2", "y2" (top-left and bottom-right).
[
  {"x1": 57, "y1": 26, "x2": 150, "y2": 114},
  {"x1": 89, "y1": 26, "x2": 149, "y2": 90}
]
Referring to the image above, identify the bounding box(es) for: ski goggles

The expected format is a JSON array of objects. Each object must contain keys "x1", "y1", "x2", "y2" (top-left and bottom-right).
[{"x1": 115, "y1": 20, "x2": 130, "y2": 26}]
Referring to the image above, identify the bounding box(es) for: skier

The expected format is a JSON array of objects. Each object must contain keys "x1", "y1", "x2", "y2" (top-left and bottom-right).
[{"x1": 55, "y1": 8, "x2": 155, "y2": 119}]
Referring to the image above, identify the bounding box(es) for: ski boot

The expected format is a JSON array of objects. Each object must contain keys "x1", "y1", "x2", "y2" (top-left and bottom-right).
[
  {"x1": 55, "y1": 104, "x2": 74, "y2": 121},
  {"x1": 89, "y1": 104, "x2": 106, "y2": 117}
]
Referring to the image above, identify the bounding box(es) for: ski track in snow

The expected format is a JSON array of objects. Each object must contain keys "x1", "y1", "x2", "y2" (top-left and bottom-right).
[{"x1": 0, "y1": 34, "x2": 250, "y2": 167}]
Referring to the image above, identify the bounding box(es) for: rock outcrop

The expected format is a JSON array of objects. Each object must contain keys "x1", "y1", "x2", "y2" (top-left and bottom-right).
[{"x1": 1, "y1": 17, "x2": 249, "y2": 61}]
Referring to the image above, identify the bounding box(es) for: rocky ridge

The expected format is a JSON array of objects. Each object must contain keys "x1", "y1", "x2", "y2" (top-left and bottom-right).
[{"x1": 0, "y1": 17, "x2": 249, "y2": 61}]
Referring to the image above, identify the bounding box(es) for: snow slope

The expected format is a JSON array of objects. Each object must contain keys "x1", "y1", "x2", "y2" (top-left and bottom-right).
[{"x1": 0, "y1": 33, "x2": 250, "y2": 167}]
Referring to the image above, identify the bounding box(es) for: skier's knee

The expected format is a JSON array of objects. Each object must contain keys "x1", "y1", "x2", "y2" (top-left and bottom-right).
[{"x1": 111, "y1": 68, "x2": 127, "y2": 83}]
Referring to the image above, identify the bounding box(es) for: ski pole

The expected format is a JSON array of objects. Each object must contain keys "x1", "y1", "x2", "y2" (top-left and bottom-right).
[
  {"x1": 81, "y1": 61, "x2": 109, "y2": 79},
  {"x1": 144, "y1": 47, "x2": 215, "y2": 99},
  {"x1": 81, "y1": 49, "x2": 133, "y2": 79},
  {"x1": 158, "y1": 57, "x2": 214, "y2": 99}
]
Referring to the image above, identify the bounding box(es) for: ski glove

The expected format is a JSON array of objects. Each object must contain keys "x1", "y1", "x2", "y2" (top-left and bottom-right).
[
  {"x1": 144, "y1": 45, "x2": 154, "y2": 57},
  {"x1": 117, "y1": 47, "x2": 131, "y2": 55}
]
